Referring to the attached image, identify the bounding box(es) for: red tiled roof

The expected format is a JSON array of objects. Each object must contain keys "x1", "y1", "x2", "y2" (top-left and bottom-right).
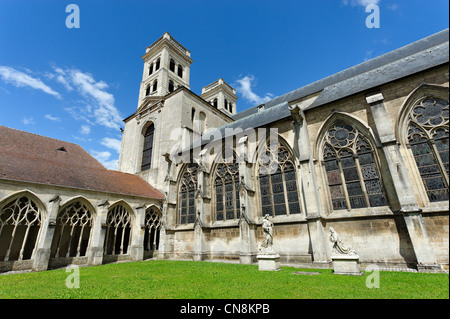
[{"x1": 0, "y1": 126, "x2": 164, "y2": 200}]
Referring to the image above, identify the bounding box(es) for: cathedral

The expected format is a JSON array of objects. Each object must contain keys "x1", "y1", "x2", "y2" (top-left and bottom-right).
[{"x1": 0, "y1": 29, "x2": 448, "y2": 273}]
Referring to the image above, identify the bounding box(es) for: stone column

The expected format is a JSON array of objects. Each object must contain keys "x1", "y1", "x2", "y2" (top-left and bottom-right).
[
  {"x1": 366, "y1": 91, "x2": 440, "y2": 271},
  {"x1": 237, "y1": 136, "x2": 258, "y2": 264},
  {"x1": 193, "y1": 157, "x2": 208, "y2": 261},
  {"x1": 160, "y1": 179, "x2": 178, "y2": 260},
  {"x1": 130, "y1": 204, "x2": 146, "y2": 261},
  {"x1": 87, "y1": 199, "x2": 109, "y2": 266},
  {"x1": 33, "y1": 194, "x2": 61, "y2": 271},
  {"x1": 289, "y1": 105, "x2": 329, "y2": 263}
]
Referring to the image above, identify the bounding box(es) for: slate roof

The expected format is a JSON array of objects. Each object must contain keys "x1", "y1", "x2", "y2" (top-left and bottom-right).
[
  {"x1": 189, "y1": 29, "x2": 449, "y2": 150},
  {"x1": 0, "y1": 126, "x2": 164, "y2": 200},
  {"x1": 232, "y1": 28, "x2": 449, "y2": 120}
]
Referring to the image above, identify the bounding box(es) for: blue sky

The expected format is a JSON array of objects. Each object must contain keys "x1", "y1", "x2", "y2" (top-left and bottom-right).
[{"x1": 0, "y1": 0, "x2": 448, "y2": 169}]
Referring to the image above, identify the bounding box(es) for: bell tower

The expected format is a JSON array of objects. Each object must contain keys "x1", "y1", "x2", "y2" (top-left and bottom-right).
[
  {"x1": 200, "y1": 78, "x2": 238, "y2": 116},
  {"x1": 137, "y1": 32, "x2": 193, "y2": 108}
]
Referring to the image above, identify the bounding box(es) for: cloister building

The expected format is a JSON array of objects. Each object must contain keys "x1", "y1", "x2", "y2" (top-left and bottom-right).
[{"x1": 0, "y1": 29, "x2": 448, "y2": 273}]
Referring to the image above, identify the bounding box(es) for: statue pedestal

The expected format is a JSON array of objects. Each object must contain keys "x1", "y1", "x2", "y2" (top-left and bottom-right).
[
  {"x1": 331, "y1": 254, "x2": 362, "y2": 275},
  {"x1": 257, "y1": 254, "x2": 281, "y2": 271}
]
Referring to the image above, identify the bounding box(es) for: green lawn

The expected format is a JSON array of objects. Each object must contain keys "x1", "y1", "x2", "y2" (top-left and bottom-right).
[{"x1": 0, "y1": 260, "x2": 448, "y2": 299}]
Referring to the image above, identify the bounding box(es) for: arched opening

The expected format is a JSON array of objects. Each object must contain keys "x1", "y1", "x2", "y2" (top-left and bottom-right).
[
  {"x1": 321, "y1": 121, "x2": 387, "y2": 210},
  {"x1": 50, "y1": 201, "x2": 93, "y2": 259},
  {"x1": 148, "y1": 63, "x2": 153, "y2": 76},
  {"x1": 258, "y1": 140, "x2": 301, "y2": 217},
  {"x1": 103, "y1": 204, "x2": 132, "y2": 256},
  {"x1": 141, "y1": 123, "x2": 155, "y2": 171},
  {"x1": 143, "y1": 207, "x2": 161, "y2": 258},
  {"x1": 155, "y1": 58, "x2": 160, "y2": 71},
  {"x1": 405, "y1": 96, "x2": 449, "y2": 202},
  {"x1": 0, "y1": 196, "x2": 42, "y2": 262},
  {"x1": 168, "y1": 80, "x2": 174, "y2": 93},
  {"x1": 214, "y1": 155, "x2": 240, "y2": 221},
  {"x1": 213, "y1": 98, "x2": 218, "y2": 109},
  {"x1": 178, "y1": 64, "x2": 183, "y2": 78},
  {"x1": 170, "y1": 59, "x2": 175, "y2": 72},
  {"x1": 152, "y1": 80, "x2": 158, "y2": 92},
  {"x1": 178, "y1": 164, "x2": 199, "y2": 225}
]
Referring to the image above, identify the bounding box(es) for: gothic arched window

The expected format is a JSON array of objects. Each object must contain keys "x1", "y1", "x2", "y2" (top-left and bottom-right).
[
  {"x1": 0, "y1": 196, "x2": 42, "y2": 262},
  {"x1": 141, "y1": 124, "x2": 154, "y2": 171},
  {"x1": 406, "y1": 97, "x2": 449, "y2": 202},
  {"x1": 104, "y1": 204, "x2": 131, "y2": 256},
  {"x1": 215, "y1": 161, "x2": 240, "y2": 221},
  {"x1": 179, "y1": 164, "x2": 198, "y2": 224},
  {"x1": 144, "y1": 208, "x2": 161, "y2": 253},
  {"x1": 51, "y1": 201, "x2": 93, "y2": 259},
  {"x1": 258, "y1": 142, "x2": 301, "y2": 217},
  {"x1": 323, "y1": 122, "x2": 387, "y2": 210}
]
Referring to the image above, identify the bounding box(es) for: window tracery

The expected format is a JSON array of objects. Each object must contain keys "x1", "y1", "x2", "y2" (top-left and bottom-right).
[
  {"x1": 144, "y1": 208, "x2": 161, "y2": 251},
  {"x1": 258, "y1": 142, "x2": 301, "y2": 216},
  {"x1": 179, "y1": 164, "x2": 199, "y2": 224},
  {"x1": 407, "y1": 96, "x2": 449, "y2": 202},
  {"x1": 323, "y1": 122, "x2": 387, "y2": 210},
  {"x1": 0, "y1": 196, "x2": 41, "y2": 261},
  {"x1": 51, "y1": 201, "x2": 93, "y2": 258},
  {"x1": 215, "y1": 161, "x2": 240, "y2": 221},
  {"x1": 104, "y1": 205, "x2": 131, "y2": 255}
]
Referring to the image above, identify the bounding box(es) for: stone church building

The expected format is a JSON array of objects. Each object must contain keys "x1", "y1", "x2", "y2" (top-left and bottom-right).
[{"x1": 0, "y1": 29, "x2": 448, "y2": 273}]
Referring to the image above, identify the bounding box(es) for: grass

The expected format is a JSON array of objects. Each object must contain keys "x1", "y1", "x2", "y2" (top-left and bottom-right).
[{"x1": 0, "y1": 260, "x2": 448, "y2": 299}]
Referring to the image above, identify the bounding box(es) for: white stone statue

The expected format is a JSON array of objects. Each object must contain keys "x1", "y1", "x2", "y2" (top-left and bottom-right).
[
  {"x1": 329, "y1": 227, "x2": 357, "y2": 255},
  {"x1": 259, "y1": 214, "x2": 275, "y2": 254}
]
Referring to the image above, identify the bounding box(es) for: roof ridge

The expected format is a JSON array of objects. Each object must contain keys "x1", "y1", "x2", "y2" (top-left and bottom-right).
[
  {"x1": 232, "y1": 28, "x2": 449, "y2": 120},
  {"x1": 0, "y1": 125, "x2": 83, "y2": 149}
]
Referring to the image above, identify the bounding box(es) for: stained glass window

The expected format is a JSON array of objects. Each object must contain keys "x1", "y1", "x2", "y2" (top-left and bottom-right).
[
  {"x1": 323, "y1": 122, "x2": 387, "y2": 210},
  {"x1": 215, "y1": 161, "x2": 240, "y2": 221},
  {"x1": 407, "y1": 97, "x2": 449, "y2": 202},
  {"x1": 179, "y1": 164, "x2": 198, "y2": 224},
  {"x1": 258, "y1": 142, "x2": 301, "y2": 217}
]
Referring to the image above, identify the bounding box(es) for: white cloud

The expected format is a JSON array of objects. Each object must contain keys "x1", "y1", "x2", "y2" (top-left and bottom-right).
[
  {"x1": 234, "y1": 75, "x2": 273, "y2": 105},
  {"x1": 45, "y1": 114, "x2": 61, "y2": 122},
  {"x1": 101, "y1": 137, "x2": 122, "y2": 153},
  {"x1": 22, "y1": 117, "x2": 35, "y2": 125},
  {"x1": 90, "y1": 150, "x2": 118, "y2": 170},
  {"x1": 53, "y1": 67, "x2": 123, "y2": 130},
  {"x1": 0, "y1": 66, "x2": 61, "y2": 99},
  {"x1": 386, "y1": 3, "x2": 398, "y2": 10},
  {"x1": 80, "y1": 125, "x2": 91, "y2": 135},
  {"x1": 342, "y1": 0, "x2": 380, "y2": 6}
]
